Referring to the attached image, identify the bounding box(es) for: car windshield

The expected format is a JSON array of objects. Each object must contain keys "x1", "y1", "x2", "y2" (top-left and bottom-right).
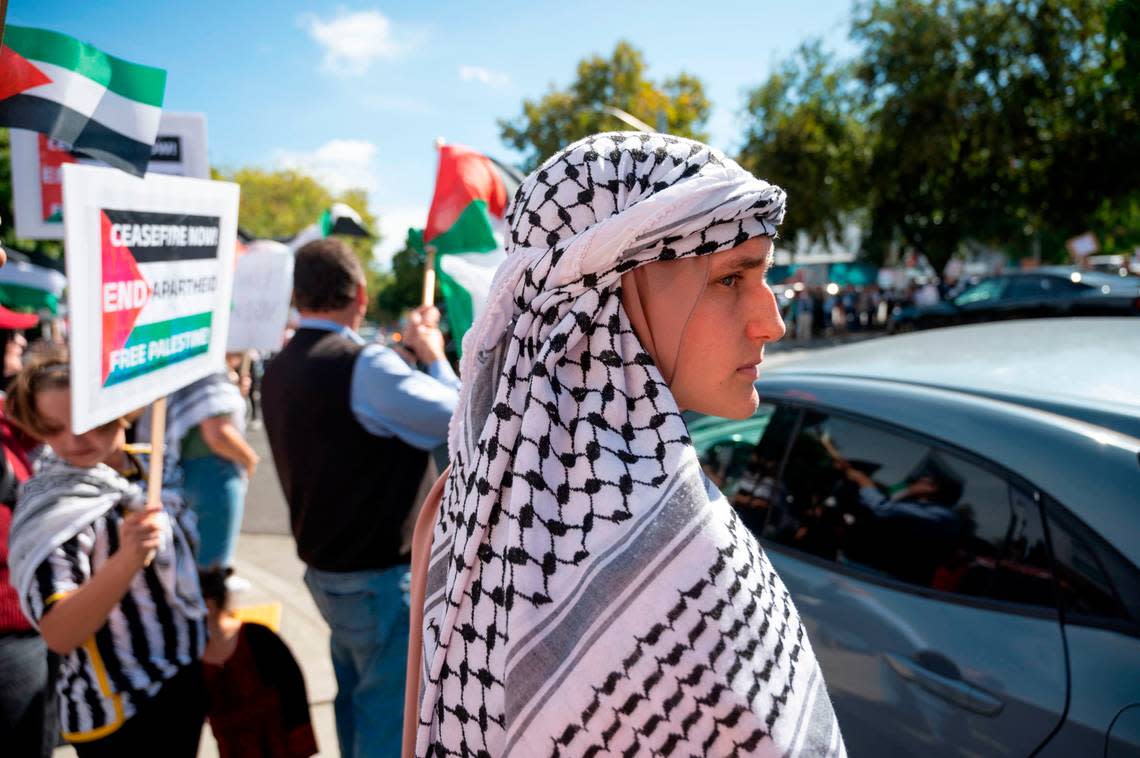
[{"x1": 953, "y1": 277, "x2": 1007, "y2": 306}]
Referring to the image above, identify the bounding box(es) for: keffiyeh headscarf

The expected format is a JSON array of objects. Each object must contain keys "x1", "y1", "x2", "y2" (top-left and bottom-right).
[{"x1": 415, "y1": 132, "x2": 845, "y2": 757}]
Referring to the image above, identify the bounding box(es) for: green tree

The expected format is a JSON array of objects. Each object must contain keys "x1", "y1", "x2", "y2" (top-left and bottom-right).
[
  {"x1": 850, "y1": 0, "x2": 1138, "y2": 269},
  {"x1": 374, "y1": 231, "x2": 431, "y2": 322},
  {"x1": 499, "y1": 41, "x2": 711, "y2": 171},
  {"x1": 738, "y1": 42, "x2": 870, "y2": 248},
  {"x1": 213, "y1": 167, "x2": 388, "y2": 319}
]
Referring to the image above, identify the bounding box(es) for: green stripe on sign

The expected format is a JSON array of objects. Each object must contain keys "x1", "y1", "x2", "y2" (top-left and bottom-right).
[
  {"x1": 5, "y1": 26, "x2": 166, "y2": 107},
  {"x1": 104, "y1": 311, "x2": 213, "y2": 387}
]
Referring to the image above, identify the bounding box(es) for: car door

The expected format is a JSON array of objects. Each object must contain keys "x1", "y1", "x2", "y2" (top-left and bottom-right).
[{"x1": 728, "y1": 404, "x2": 1068, "y2": 757}]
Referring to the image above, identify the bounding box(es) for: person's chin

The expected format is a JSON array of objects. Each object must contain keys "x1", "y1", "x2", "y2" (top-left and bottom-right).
[{"x1": 715, "y1": 383, "x2": 760, "y2": 420}]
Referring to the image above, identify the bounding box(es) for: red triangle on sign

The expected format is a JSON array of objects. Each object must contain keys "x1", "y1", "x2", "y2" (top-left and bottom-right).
[
  {"x1": 0, "y1": 46, "x2": 52, "y2": 102},
  {"x1": 100, "y1": 212, "x2": 152, "y2": 384}
]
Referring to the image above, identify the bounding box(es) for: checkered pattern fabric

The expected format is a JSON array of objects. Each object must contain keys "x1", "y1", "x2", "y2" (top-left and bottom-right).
[{"x1": 414, "y1": 132, "x2": 844, "y2": 757}]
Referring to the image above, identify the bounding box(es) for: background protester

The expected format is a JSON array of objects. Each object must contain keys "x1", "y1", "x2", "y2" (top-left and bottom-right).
[
  {"x1": 199, "y1": 568, "x2": 318, "y2": 758},
  {"x1": 6, "y1": 349, "x2": 206, "y2": 756},
  {"x1": 405, "y1": 133, "x2": 844, "y2": 757},
  {"x1": 0, "y1": 312, "x2": 56, "y2": 757},
  {"x1": 141, "y1": 370, "x2": 258, "y2": 585},
  {"x1": 261, "y1": 238, "x2": 459, "y2": 758}
]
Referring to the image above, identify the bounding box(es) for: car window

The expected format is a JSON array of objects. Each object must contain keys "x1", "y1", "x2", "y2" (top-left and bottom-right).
[
  {"x1": 953, "y1": 277, "x2": 1006, "y2": 306},
  {"x1": 1045, "y1": 500, "x2": 1137, "y2": 624},
  {"x1": 1004, "y1": 276, "x2": 1048, "y2": 299},
  {"x1": 759, "y1": 409, "x2": 1057, "y2": 608},
  {"x1": 692, "y1": 404, "x2": 776, "y2": 499},
  {"x1": 725, "y1": 404, "x2": 799, "y2": 536}
]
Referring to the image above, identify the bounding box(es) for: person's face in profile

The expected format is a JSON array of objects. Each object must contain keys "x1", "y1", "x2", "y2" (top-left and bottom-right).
[{"x1": 671, "y1": 237, "x2": 784, "y2": 419}]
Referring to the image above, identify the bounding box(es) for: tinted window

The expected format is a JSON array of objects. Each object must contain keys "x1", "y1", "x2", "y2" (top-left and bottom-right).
[
  {"x1": 759, "y1": 409, "x2": 1055, "y2": 607},
  {"x1": 1045, "y1": 501, "x2": 1136, "y2": 623},
  {"x1": 1006, "y1": 275, "x2": 1086, "y2": 299},
  {"x1": 954, "y1": 278, "x2": 1006, "y2": 306},
  {"x1": 692, "y1": 404, "x2": 777, "y2": 500},
  {"x1": 727, "y1": 405, "x2": 799, "y2": 536},
  {"x1": 1005, "y1": 276, "x2": 1049, "y2": 299}
]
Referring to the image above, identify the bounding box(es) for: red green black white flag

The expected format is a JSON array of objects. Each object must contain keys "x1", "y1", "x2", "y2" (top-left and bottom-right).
[
  {"x1": 420, "y1": 144, "x2": 521, "y2": 355},
  {"x1": 0, "y1": 26, "x2": 166, "y2": 176}
]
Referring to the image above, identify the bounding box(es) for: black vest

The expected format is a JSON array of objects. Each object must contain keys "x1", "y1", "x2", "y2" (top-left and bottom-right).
[{"x1": 261, "y1": 328, "x2": 428, "y2": 572}]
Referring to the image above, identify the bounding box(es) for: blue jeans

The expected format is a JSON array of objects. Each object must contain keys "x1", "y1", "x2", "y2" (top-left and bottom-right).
[
  {"x1": 181, "y1": 454, "x2": 246, "y2": 569},
  {"x1": 304, "y1": 564, "x2": 410, "y2": 758}
]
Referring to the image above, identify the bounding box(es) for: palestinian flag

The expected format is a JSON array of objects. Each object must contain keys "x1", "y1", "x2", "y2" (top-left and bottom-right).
[
  {"x1": 0, "y1": 252, "x2": 68, "y2": 315},
  {"x1": 0, "y1": 26, "x2": 166, "y2": 176},
  {"x1": 423, "y1": 143, "x2": 521, "y2": 354},
  {"x1": 285, "y1": 203, "x2": 372, "y2": 252}
]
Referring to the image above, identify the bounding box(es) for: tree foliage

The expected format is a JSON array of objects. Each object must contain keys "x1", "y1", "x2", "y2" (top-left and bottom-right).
[
  {"x1": 213, "y1": 167, "x2": 388, "y2": 319},
  {"x1": 499, "y1": 41, "x2": 711, "y2": 171},
  {"x1": 738, "y1": 42, "x2": 870, "y2": 247},
  {"x1": 738, "y1": 0, "x2": 1138, "y2": 271},
  {"x1": 374, "y1": 231, "x2": 430, "y2": 322}
]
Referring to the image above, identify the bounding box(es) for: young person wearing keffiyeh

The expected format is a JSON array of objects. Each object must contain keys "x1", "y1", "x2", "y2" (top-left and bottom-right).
[{"x1": 403, "y1": 132, "x2": 845, "y2": 757}]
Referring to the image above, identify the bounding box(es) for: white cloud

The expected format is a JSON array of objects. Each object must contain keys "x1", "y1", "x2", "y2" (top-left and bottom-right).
[
  {"x1": 300, "y1": 9, "x2": 410, "y2": 75},
  {"x1": 459, "y1": 65, "x2": 510, "y2": 89},
  {"x1": 274, "y1": 139, "x2": 379, "y2": 195}
]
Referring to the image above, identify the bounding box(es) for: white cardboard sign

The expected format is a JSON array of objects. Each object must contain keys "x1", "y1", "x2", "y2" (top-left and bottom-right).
[
  {"x1": 226, "y1": 241, "x2": 294, "y2": 352},
  {"x1": 11, "y1": 112, "x2": 210, "y2": 240},
  {"x1": 63, "y1": 163, "x2": 239, "y2": 433}
]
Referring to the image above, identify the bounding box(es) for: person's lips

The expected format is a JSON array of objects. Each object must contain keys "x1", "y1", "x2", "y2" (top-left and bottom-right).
[{"x1": 736, "y1": 361, "x2": 761, "y2": 379}]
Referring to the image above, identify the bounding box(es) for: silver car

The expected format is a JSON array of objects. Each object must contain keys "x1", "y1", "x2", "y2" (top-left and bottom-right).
[{"x1": 689, "y1": 318, "x2": 1140, "y2": 756}]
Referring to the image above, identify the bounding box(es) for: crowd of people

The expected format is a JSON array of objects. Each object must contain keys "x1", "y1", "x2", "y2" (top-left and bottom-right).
[
  {"x1": 0, "y1": 132, "x2": 849, "y2": 758},
  {"x1": 778, "y1": 278, "x2": 954, "y2": 341}
]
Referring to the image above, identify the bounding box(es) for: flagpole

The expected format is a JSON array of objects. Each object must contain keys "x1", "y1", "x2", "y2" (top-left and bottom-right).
[
  {"x1": 143, "y1": 396, "x2": 166, "y2": 566},
  {"x1": 422, "y1": 137, "x2": 446, "y2": 307}
]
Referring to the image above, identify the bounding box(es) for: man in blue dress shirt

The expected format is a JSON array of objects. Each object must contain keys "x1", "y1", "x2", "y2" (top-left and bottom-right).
[{"x1": 260, "y1": 238, "x2": 459, "y2": 758}]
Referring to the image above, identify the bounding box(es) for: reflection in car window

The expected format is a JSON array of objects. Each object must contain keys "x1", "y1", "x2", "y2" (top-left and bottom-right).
[
  {"x1": 692, "y1": 404, "x2": 776, "y2": 501},
  {"x1": 1045, "y1": 501, "x2": 1134, "y2": 622},
  {"x1": 754, "y1": 409, "x2": 1056, "y2": 607},
  {"x1": 954, "y1": 277, "x2": 1006, "y2": 306},
  {"x1": 727, "y1": 405, "x2": 799, "y2": 536}
]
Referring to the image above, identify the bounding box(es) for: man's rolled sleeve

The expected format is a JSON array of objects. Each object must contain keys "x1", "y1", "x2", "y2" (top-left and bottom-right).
[{"x1": 350, "y1": 344, "x2": 460, "y2": 451}]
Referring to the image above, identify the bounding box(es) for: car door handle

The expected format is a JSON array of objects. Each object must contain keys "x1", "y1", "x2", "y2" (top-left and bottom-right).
[{"x1": 884, "y1": 652, "x2": 1004, "y2": 716}]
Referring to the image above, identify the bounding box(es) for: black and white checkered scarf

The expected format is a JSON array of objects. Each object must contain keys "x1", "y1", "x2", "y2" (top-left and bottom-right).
[{"x1": 415, "y1": 132, "x2": 845, "y2": 757}]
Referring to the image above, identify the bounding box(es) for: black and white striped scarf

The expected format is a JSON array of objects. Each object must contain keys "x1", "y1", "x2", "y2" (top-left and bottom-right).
[{"x1": 413, "y1": 133, "x2": 845, "y2": 757}]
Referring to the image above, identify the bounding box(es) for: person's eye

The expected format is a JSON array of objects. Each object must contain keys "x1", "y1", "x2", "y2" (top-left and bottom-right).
[{"x1": 718, "y1": 274, "x2": 740, "y2": 288}]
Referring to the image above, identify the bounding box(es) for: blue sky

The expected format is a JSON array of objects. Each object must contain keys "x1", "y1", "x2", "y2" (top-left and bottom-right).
[{"x1": 10, "y1": 1, "x2": 857, "y2": 267}]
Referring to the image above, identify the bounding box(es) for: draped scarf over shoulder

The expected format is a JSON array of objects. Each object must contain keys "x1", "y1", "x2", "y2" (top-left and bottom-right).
[{"x1": 416, "y1": 133, "x2": 845, "y2": 757}]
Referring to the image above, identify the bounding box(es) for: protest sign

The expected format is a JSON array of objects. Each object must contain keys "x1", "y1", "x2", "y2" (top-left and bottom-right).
[
  {"x1": 226, "y1": 240, "x2": 294, "y2": 352},
  {"x1": 63, "y1": 163, "x2": 239, "y2": 433},
  {"x1": 1065, "y1": 232, "x2": 1099, "y2": 260},
  {"x1": 11, "y1": 111, "x2": 209, "y2": 239}
]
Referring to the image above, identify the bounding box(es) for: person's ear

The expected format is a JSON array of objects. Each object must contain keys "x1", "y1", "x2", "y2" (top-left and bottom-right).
[{"x1": 356, "y1": 282, "x2": 368, "y2": 309}]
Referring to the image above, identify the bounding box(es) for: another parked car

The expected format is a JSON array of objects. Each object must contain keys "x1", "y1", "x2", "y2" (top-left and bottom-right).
[
  {"x1": 890, "y1": 267, "x2": 1140, "y2": 332},
  {"x1": 688, "y1": 318, "x2": 1140, "y2": 757}
]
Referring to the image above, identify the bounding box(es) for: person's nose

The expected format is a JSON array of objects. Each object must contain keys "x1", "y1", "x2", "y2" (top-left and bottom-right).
[{"x1": 745, "y1": 283, "x2": 786, "y2": 344}]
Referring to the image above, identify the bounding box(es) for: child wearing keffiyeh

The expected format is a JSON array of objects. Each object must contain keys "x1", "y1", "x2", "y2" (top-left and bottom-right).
[
  {"x1": 5, "y1": 348, "x2": 206, "y2": 756},
  {"x1": 404, "y1": 133, "x2": 845, "y2": 757}
]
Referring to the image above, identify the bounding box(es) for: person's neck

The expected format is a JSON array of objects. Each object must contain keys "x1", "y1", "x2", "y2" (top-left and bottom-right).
[{"x1": 298, "y1": 309, "x2": 359, "y2": 332}]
